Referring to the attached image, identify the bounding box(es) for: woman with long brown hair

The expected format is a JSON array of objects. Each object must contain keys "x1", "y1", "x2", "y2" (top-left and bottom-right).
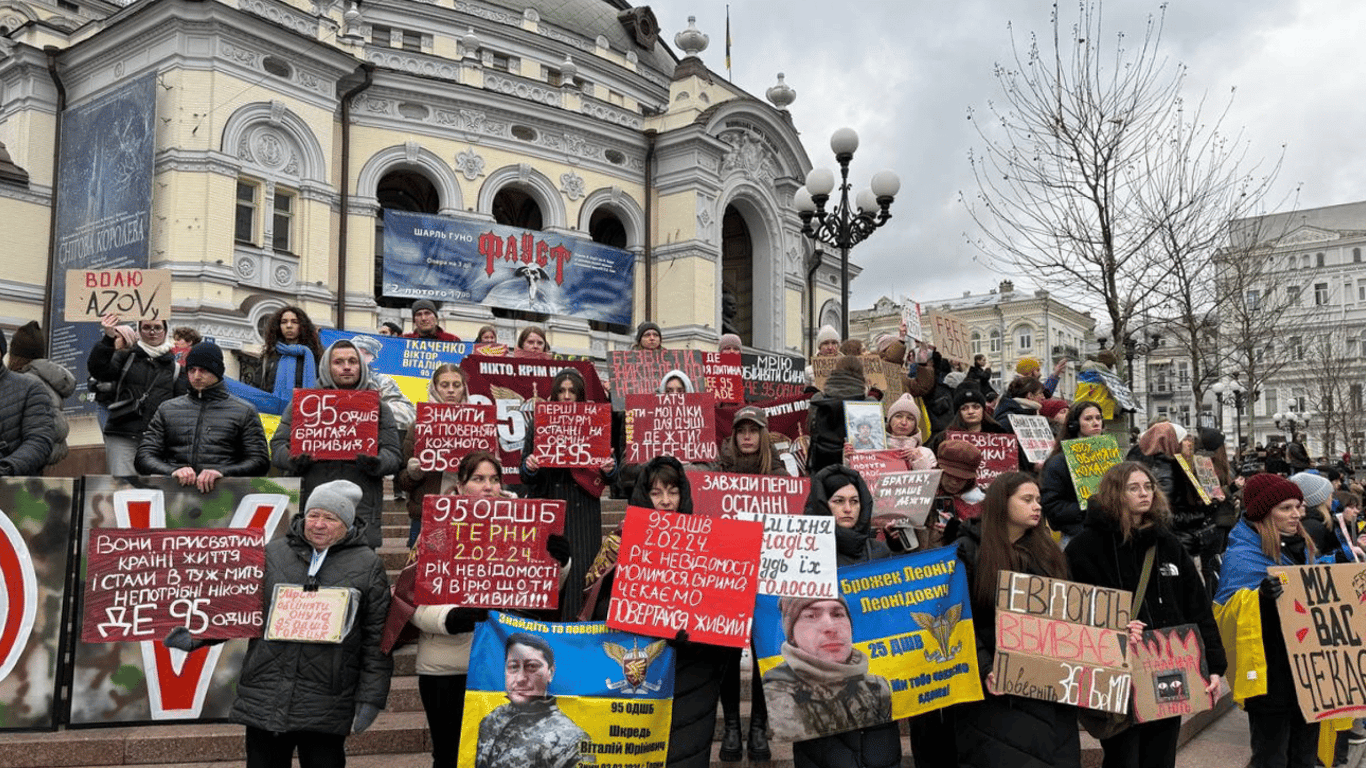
[{"x1": 256, "y1": 305, "x2": 323, "y2": 400}]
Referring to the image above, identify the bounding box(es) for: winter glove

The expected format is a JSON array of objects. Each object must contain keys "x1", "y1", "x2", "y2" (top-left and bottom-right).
[
  {"x1": 356, "y1": 453, "x2": 383, "y2": 476},
  {"x1": 443, "y1": 608, "x2": 488, "y2": 635},
  {"x1": 667, "y1": 628, "x2": 691, "y2": 649},
  {"x1": 405, "y1": 457, "x2": 425, "y2": 479},
  {"x1": 546, "y1": 534, "x2": 571, "y2": 567},
  {"x1": 290, "y1": 453, "x2": 314, "y2": 473},
  {"x1": 1259, "y1": 574, "x2": 1284, "y2": 602},
  {"x1": 352, "y1": 703, "x2": 380, "y2": 734},
  {"x1": 163, "y1": 626, "x2": 202, "y2": 652}
]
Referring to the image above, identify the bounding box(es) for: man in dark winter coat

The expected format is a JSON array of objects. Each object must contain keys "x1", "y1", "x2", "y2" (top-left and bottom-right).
[
  {"x1": 87, "y1": 314, "x2": 183, "y2": 475},
  {"x1": 0, "y1": 327, "x2": 55, "y2": 476},
  {"x1": 270, "y1": 340, "x2": 402, "y2": 548},
  {"x1": 135, "y1": 342, "x2": 269, "y2": 490},
  {"x1": 6, "y1": 321, "x2": 73, "y2": 467}
]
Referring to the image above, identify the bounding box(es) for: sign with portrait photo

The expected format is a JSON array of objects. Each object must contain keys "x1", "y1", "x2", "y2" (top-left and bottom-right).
[{"x1": 844, "y1": 401, "x2": 887, "y2": 451}]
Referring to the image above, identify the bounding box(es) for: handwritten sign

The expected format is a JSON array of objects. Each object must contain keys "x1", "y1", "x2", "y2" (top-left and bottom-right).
[
  {"x1": 868, "y1": 470, "x2": 943, "y2": 528},
  {"x1": 81, "y1": 528, "x2": 266, "y2": 642},
  {"x1": 609, "y1": 507, "x2": 763, "y2": 647},
  {"x1": 927, "y1": 309, "x2": 970, "y2": 364},
  {"x1": 1012, "y1": 414, "x2": 1057, "y2": 464},
  {"x1": 624, "y1": 393, "x2": 718, "y2": 464},
  {"x1": 902, "y1": 300, "x2": 922, "y2": 342},
  {"x1": 1174, "y1": 455, "x2": 1213, "y2": 504},
  {"x1": 703, "y1": 351, "x2": 744, "y2": 404},
  {"x1": 290, "y1": 389, "x2": 380, "y2": 460},
  {"x1": 1095, "y1": 369, "x2": 1139, "y2": 413},
  {"x1": 946, "y1": 431, "x2": 1018, "y2": 487},
  {"x1": 412, "y1": 402, "x2": 497, "y2": 472},
  {"x1": 1131, "y1": 624, "x2": 1217, "y2": 722},
  {"x1": 734, "y1": 513, "x2": 837, "y2": 598},
  {"x1": 811, "y1": 353, "x2": 888, "y2": 393},
  {"x1": 265, "y1": 585, "x2": 353, "y2": 643},
  {"x1": 1268, "y1": 564, "x2": 1366, "y2": 721},
  {"x1": 609, "y1": 350, "x2": 707, "y2": 406},
  {"x1": 531, "y1": 402, "x2": 612, "y2": 468},
  {"x1": 691, "y1": 472, "x2": 810, "y2": 518},
  {"x1": 718, "y1": 394, "x2": 812, "y2": 443},
  {"x1": 846, "y1": 401, "x2": 888, "y2": 451},
  {"x1": 1062, "y1": 435, "x2": 1123, "y2": 505},
  {"x1": 990, "y1": 572, "x2": 1133, "y2": 713},
  {"x1": 811, "y1": 355, "x2": 839, "y2": 391},
  {"x1": 64, "y1": 268, "x2": 172, "y2": 322},
  {"x1": 740, "y1": 352, "x2": 808, "y2": 402},
  {"x1": 846, "y1": 450, "x2": 911, "y2": 483},
  {"x1": 416, "y1": 496, "x2": 566, "y2": 609},
  {"x1": 1193, "y1": 456, "x2": 1222, "y2": 501}
]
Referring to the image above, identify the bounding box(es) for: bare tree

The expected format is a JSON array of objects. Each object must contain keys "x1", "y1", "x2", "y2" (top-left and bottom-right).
[{"x1": 1303, "y1": 331, "x2": 1361, "y2": 457}]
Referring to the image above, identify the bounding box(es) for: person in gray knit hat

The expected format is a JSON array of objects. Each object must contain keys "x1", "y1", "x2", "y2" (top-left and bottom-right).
[
  {"x1": 634, "y1": 321, "x2": 663, "y2": 350},
  {"x1": 404, "y1": 299, "x2": 460, "y2": 341}
]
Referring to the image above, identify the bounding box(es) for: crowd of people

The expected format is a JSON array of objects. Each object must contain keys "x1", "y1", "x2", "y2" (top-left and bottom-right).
[{"x1": 0, "y1": 304, "x2": 1350, "y2": 768}]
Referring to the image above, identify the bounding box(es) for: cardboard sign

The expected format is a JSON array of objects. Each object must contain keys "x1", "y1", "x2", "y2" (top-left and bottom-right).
[
  {"x1": 946, "y1": 431, "x2": 1019, "y2": 487},
  {"x1": 846, "y1": 401, "x2": 888, "y2": 451},
  {"x1": 691, "y1": 472, "x2": 810, "y2": 518},
  {"x1": 989, "y1": 571, "x2": 1133, "y2": 714},
  {"x1": 812, "y1": 354, "x2": 888, "y2": 394},
  {"x1": 1131, "y1": 624, "x2": 1217, "y2": 722},
  {"x1": 530, "y1": 401, "x2": 612, "y2": 468},
  {"x1": 846, "y1": 450, "x2": 911, "y2": 483},
  {"x1": 734, "y1": 512, "x2": 838, "y2": 599},
  {"x1": 811, "y1": 355, "x2": 839, "y2": 391},
  {"x1": 609, "y1": 350, "x2": 708, "y2": 406},
  {"x1": 703, "y1": 351, "x2": 744, "y2": 404},
  {"x1": 1012, "y1": 414, "x2": 1057, "y2": 464},
  {"x1": 740, "y1": 352, "x2": 808, "y2": 402},
  {"x1": 1268, "y1": 564, "x2": 1366, "y2": 721},
  {"x1": 416, "y1": 496, "x2": 566, "y2": 609},
  {"x1": 412, "y1": 402, "x2": 497, "y2": 472},
  {"x1": 608, "y1": 506, "x2": 764, "y2": 647},
  {"x1": 1192, "y1": 456, "x2": 1222, "y2": 501},
  {"x1": 1174, "y1": 455, "x2": 1213, "y2": 505},
  {"x1": 1061, "y1": 435, "x2": 1124, "y2": 505},
  {"x1": 264, "y1": 585, "x2": 353, "y2": 643},
  {"x1": 868, "y1": 470, "x2": 943, "y2": 527},
  {"x1": 902, "y1": 300, "x2": 922, "y2": 342},
  {"x1": 64, "y1": 268, "x2": 172, "y2": 322},
  {"x1": 624, "y1": 393, "x2": 719, "y2": 464},
  {"x1": 927, "y1": 309, "x2": 971, "y2": 364},
  {"x1": 290, "y1": 389, "x2": 380, "y2": 460}
]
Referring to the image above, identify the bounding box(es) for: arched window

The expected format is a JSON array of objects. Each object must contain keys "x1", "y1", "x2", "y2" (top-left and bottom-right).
[
  {"x1": 989, "y1": 329, "x2": 1001, "y2": 354},
  {"x1": 971, "y1": 331, "x2": 982, "y2": 355},
  {"x1": 375, "y1": 170, "x2": 440, "y2": 309}
]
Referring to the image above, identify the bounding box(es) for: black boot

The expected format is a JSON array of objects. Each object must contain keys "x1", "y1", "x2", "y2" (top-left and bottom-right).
[
  {"x1": 748, "y1": 716, "x2": 771, "y2": 761},
  {"x1": 719, "y1": 712, "x2": 743, "y2": 762}
]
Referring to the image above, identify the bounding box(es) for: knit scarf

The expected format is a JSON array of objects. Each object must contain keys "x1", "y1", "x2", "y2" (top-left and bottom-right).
[
  {"x1": 780, "y1": 640, "x2": 871, "y2": 684},
  {"x1": 273, "y1": 343, "x2": 317, "y2": 402},
  {"x1": 834, "y1": 524, "x2": 872, "y2": 560}
]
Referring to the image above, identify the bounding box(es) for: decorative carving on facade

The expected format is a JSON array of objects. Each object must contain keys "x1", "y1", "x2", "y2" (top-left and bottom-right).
[
  {"x1": 241, "y1": 0, "x2": 318, "y2": 38},
  {"x1": 237, "y1": 256, "x2": 257, "y2": 279},
  {"x1": 220, "y1": 41, "x2": 261, "y2": 68},
  {"x1": 1279, "y1": 227, "x2": 1339, "y2": 245},
  {"x1": 484, "y1": 74, "x2": 561, "y2": 107},
  {"x1": 366, "y1": 51, "x2": 458, "y2": 81},
  {"x1": 455, "y1": 147, "x2": 486, "y2": 180},
  {"x1": 274, "y1": 264, "x2": 293, "y2": 287},
  {"x1": 454, "y1": 1, "x2": 518, "y2": 26},
  {"x1": 256, "y1": 132, "x2": 285, "y2": 167},
  {"x1": 559, "y1": 171, "x2": 585, "y2": 201},
  {"x1": 237, "y1": 136, "x2": 255, "y2": 163},
  {"x1": 719, "y1": 130, "x2": 777, "y2": 183},
  {"x1": 697, "y1": 195, "x2": 715, "y2": 240},
  {"x1": 580, "y1": 100, "x2": 642, "y2": 129}
]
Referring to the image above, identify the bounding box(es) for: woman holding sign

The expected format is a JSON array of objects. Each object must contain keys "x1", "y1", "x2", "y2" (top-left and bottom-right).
[
  {"x1": 1067, "y1": 462, "x2": 1226, "y2": 768},
  {"x1": 1040, "y1": 400, "x2": 1106, "y2": 544},
  {"x1": 399, "y1": 363, "x2": 470, "y2": 547}
]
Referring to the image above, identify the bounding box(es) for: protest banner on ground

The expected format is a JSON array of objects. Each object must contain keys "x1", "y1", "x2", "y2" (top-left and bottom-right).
[
  {"x1": 290, "y1": 389, "x2": 380, "y2": 460},
  {"x1": 740, "y1": 352, "x2": 807, "y2": 402},
  {"x1": 846, "y1": 401, "x2": 887, "y2": 451},
  {"x1": 412, "y1": 402, "x2": 497, "y2": 472},
  {"x1": 530, "y1": 402, "x2": 612, "y2": 468},
  {"x1": 264, "y1": 585, "x2": 354, "y2": 643},
  {"x1": 1012, "y1": 414, "x2": 1057, "y2": 464},
  {"x1": 691, "y1": 472, "x2": 809, "y2": 518},
  {"x1": 989, "y1": 571, "x2": 1133, "y2": 714},
  {"x1": 927, "y1": 309, "x2": 971, "y2": 364},
  {"x1": 609, "y1": 507, "x2": 763, "y2": 647},
  {"x1": 460, "y1": 612, "x2": 675, "y2": 768},
  {"x1": 1174, "y1": 455, "x2": 1213, "y2": 504},
  {"x1": 82, "y1": 528, "x2": 266, "y2": 643},
  {"x1": 1130, "y1": 624, "x2": 1217, "y2": 722},
  {"x1": 624, "y1": 392, "x2": 718, "y2": 464},
  {"x1": 946, "y1": 431, "x2": 1018, "y2": 487},
  {"x1": 64, "y1": 268, "x2": 171, "y2": 322},
  {"x1": 754, "y1": 546, "x2": 983, "y2": 740},
  {"x1": 846, "y1": 450, "x2": 911, "y2": 483},
  {"x1": 704, "y1": 351, "x2": 744, "y2": 404},
  {"x1": 1268, "y1": 563, "x2": 1366, "y2": 721},
  {"x1": 416, "y1": 496, "x2": 566, "y2": 610},
  {"x1": 609, "y1": 349, "x2": 708, "y2": 407},
  {"x1": 733, "y1": 512, "x2": 837, "y2": 599},
  {"x1": 1061, "y1": 435, "x2": 1124, "y2": 505},
  {"x1": 868, "y1": 470, "x2": 942, "y2": 527}
]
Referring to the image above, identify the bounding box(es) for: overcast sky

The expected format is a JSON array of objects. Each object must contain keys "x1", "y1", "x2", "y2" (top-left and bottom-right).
[{"x1": 647, "y1": 0, "x2": 1365, "y2": 313}]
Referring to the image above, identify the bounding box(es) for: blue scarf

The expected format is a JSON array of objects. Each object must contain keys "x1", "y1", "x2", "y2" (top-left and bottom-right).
[{"x1": 273, "y1": 343, "x2": 316, "y2": 402}]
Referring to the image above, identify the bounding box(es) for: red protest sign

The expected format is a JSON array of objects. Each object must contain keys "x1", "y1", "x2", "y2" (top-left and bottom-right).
[
  {"x1": 703, "y1": 351, "x2": 744, "y2": 404},
  {"x1": 946, "y1": 431, "x2": 1018, "y2": 487},
  {"x1": 716, "y1": 393, "x2": 812, "y2": 443},
  {"x1": 290, "y1": 389, "x2": 380, "y2": 460},
  {"x1": 531, "y1": 402, "x2": 612, "y2": 468},
  {"x1": 412, "y1": 402, "x2": 497, "y2": 472},
  {"x1": 82, "y1": 528, "x2": 267, "y2": 642},
  {"x1": 609, "y1": 350, "x2": 708, "y2": 406},
  {"x1": 691, "y1": 472, "x2": 811, "y2": 518},
  {"x1": 624, "y1": 393, "x2": 719, "y2": 464},
  {"x1": 845, "y1": 450, "x2": 910, "y2": 484},
  {"x1": 415, "y1": 496, "x2": 565, "y2": 610},
  {"x1": 608, "y1": 506, "x2": 763, "y2": 647}
]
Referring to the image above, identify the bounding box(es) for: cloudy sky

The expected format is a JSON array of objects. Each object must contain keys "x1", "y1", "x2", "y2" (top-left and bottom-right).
[{"x1": 647, "y1": 0, "x2": 1366, "y2": 313}]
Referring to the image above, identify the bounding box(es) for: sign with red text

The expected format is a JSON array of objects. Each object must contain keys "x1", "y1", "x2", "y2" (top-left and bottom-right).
[
  {"x1": 413, "y1": 402, "x2": 497, "y2": 472},
  {"x1": 290, "y1": 389, "x2": 380, "y2": 460},
  {"x1": 609, "y1": 350, "x2": 708, "y2": 407},
  {"x1": 64, "y1": 268, "x2": 172, "y2": 322},
  {"x1": 82, "y1": 528, "x2": 267, "y2": 643},
  {"x1": 740, "y1": 352, "x2": 807, "y2": 402},
  {"x1": 703, "y1": 351, "x2": 744, "y2": 404},
  {"x1": 717, "y1": 394, "x2": 812, "y2": 443},
  {"x1": 1268, "y1": 563, "x2": 1366, "y2": 722},
  {"x1": 927, "y1": 309, "x2": 971, "y2": 364},
  {"x1": 733, "y1": 512, "x2": 837, "y2": 599},
  {"x1": 903, "y1": 300, "x2": 923, "y2": 342},
  {"x1": 989, "y1": 571, "x2": 1134, "y2": 714},
  {"x1": 609, "y1": 507, "x2": 763, "y2": 647},
  {"x1": 265, "y1": 586, "x2": 353, "y2": 643},
  {"x1": 846, "y1": 450, "x2": 911, "y2": 483},
  {"x1": 624, "y1": 393, "x2": 719, "y2": 464},
  {"x1": 1012, "y1": 414, "x2": 1057, "y2": 464},
  {"x1": 691, "y1": 472, "x2": 810, "y2": 518},
  {"x1": 530, "y1": 402, "x2": 612, "y2": 468},
  {"x1": 946, "y1": 431, "x2": 1018, "y2": 487},
  {"x1": 868, "y1": 470, "x2": 942, "y2": 528},
  {"x1": 1131, "y1": 624, "x2": 1216, "y2": 722},
  {"x1": 416, "y1": 496, "x2": 566, "y2": 610}
]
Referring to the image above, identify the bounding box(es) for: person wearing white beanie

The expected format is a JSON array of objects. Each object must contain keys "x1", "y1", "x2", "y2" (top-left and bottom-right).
[{"x1": 815, "y1": 325, "x2": 840, "y2": 357}]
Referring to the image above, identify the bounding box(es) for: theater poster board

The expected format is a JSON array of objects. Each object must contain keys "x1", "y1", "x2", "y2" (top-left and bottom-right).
[{"x1": 1268, "y1": 564, "x2": 1366, "y2": 722}]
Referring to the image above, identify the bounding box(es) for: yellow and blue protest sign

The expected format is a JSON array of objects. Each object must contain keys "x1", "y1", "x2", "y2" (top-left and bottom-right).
[
  {"x1": 320, "y1": 328, "x2": 480, "y2": 405},
  {"x1": 753, "y1": 547, "x2": 982, "y2": 741},
  {"x1": 461, "y1": 612, "x2": 675, "y2": 768}
]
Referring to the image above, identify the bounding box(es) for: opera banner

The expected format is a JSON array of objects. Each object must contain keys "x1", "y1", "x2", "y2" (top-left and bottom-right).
[
  {"x1": 1268, "y1": 563, "x2": 1366, "y2": 721},
  {"x1": 459, "y1": 612, "x2": 675, "y2": 768},
  {"x1": 0, "y1": 478, "x2": 76, "y2": 730},
  {"x1": 69, "y1": 476, "x2": 299, "y2": 725},
  {"x1": 319, "y1": 328, "x2": 482, "y2": 406},
  {"x1": 753, "y1": 547, "x2": 983, "y2": 741},
  {"x1": 383, "y1": 210, "x2": 636, "y2": 325},
  {"x1": 49, "y1": 73, "x2": 157, "y2": 416}
]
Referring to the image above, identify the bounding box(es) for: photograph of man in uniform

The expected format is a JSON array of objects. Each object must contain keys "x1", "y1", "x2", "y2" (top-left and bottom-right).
[
  {"x1": 761, "y1": 596, "x2": 893, "y2": 741},
  {"x1": 475, "y1": 633, "x2": 588, "y2": 768}
]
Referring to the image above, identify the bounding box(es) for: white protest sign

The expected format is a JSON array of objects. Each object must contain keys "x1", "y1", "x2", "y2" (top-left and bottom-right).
[
  {"x1": 734, "y1": 512, "x2": 838, "y2": 599},
  {"x1": 1012, "y1": 414, "x2": 1057, "y2": 464}
]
